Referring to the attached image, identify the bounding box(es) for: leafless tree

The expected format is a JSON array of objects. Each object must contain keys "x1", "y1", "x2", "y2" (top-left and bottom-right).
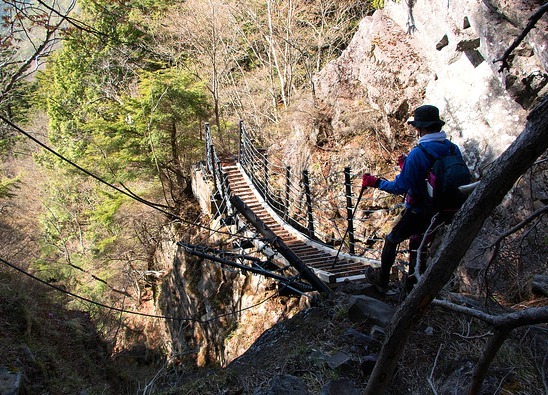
[{"x1": 0, "y1": 0, "x2": 76, "y2": 106}]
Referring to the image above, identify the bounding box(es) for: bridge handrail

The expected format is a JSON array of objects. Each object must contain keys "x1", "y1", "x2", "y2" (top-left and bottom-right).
[
  {"x1": 237, "y1": 121, "x2": 389, "y2": 255},
  {"x1": 205, "y1": 123, "x2": 233, "y2": 221},
  {"x1": 203, "y1": 122, "x2": 418, "y2": 264}
]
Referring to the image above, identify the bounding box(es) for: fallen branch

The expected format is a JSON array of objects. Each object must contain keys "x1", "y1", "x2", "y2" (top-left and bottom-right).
[
  {"x1": 489, "y1": 205, "x2": 547, "y2": 247},
  {"x1": 532, "y1": 275, "x2": 548, "y2": 297},
  {"x1": 432, "y1": 299, "x2": 548, "y2": 329}
]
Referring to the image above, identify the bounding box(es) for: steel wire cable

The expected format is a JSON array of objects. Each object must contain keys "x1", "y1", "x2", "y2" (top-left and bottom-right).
[
  {"x1": 239, "y1": 122, "x2": 406, "y2": 252},
  {"x1": 0, "y1": 116, "x2": 258, "y2": 241},
  {"x1": 244, "y1": 160, "x2": 401, "y2": 248},
  {"x1": 248, "y1": 157, "x2": 375, "y2": 210},
  {"x1": 0, "y1": 256, "x2": 279, "y2": 322}
]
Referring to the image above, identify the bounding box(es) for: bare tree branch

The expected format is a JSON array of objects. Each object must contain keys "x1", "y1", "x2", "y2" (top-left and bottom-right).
[
  {"x1": 494, "y1": 3, "x2": 548, "y2": 72},
  {"x1": 0, "y1": 0, "x2": 76, "y2": 102},
  {"x1": 432, "y1": 299, "x2": 548, "y2": 329},
  {"x1": 35, "y1": 0, "x2": 106, "y2": 37},
  {"x1": 489, "y1": 204, "x2": 548, "y2": 247}
]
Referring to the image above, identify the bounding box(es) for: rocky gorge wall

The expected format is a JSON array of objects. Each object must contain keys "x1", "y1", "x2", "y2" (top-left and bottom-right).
[{"x1": 151, "y1": 169, "x2": 305, "y2": 369}]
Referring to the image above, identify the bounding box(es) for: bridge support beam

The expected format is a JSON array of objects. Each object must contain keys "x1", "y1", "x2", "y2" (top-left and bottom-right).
[
  {"x1": 344, "y1": 167, "x2": 356, "y2": 254},
  {"x1": 230, "y1": 195, "x2": 332, "y2": 295},
  {"x1": 302, "y1": 170, "x2": 315, "y2": 237}
]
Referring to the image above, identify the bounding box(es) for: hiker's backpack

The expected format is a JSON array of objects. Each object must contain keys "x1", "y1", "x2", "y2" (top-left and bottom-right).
[{"x1": 418, "y1": 143, "x2": 472, "y2": 212}]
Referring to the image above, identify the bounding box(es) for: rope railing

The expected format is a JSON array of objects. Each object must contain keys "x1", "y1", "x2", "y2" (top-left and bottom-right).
[
  {"x1": 201, "y1": 121, "x2": 414, "y2": 264},
  {"x1": 235, "y1": 121, "x2": 405, "y2": 259},
  {"x1": 205, "y1": 123, "x2": 234, "y2": 222}
]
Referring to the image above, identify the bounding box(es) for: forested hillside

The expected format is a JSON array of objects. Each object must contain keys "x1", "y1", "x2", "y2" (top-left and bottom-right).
[{"x1": 0, "y1": 1, "x2": 546, "y2": 394}]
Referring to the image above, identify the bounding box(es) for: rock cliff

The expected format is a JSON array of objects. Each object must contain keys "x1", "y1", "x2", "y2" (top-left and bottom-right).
[{"x1": 313, "y1": 0, "x2": 546, "y2": 162}]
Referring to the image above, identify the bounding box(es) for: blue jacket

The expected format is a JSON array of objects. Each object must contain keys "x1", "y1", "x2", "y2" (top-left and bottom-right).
[{"x1": 378, "y1": 132, "x2": 463, "y2": 209}]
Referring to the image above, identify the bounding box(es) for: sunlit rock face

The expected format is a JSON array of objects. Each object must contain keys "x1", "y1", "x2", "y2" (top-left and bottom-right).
[{"x1": 314, "y1": 0, "x2": 546, "y2": 166}]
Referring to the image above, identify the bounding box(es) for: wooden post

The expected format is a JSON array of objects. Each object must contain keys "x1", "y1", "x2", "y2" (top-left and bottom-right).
[
  {"x1": 285, "y1": 166, "x2": 291, "y2": 220},
  {"x1": 263, "y1": 151, "x2": 269, "y2": 199},
  {"x1": 238, "y1": 120, "x2": 244, "y2": 164},
  {"x1": 255, "y1": 148, "x2": 267, "y2": 198},
  {"x1": 205, "y1": 123, "x2": 220, "y2": 196},
  {"x1": 344, "y1": 167, "x2": 355, "y2": 254},
  {"x1": 302, "y1": 170, "x2": 314, "y2": 237},
  {"x1": 205, "y1": 123, "x2": 212, "y2": 174}
]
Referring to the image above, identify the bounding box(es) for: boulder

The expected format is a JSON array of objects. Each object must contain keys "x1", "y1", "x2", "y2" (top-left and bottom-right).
[{"x1": 347, "y1": 295, "x2": 396, "y2": 327}]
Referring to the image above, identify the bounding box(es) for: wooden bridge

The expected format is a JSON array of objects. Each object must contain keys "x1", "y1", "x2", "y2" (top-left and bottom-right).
[
  {"x1": 187, "y1": 122, "x2": 385, "y2": 293},
  {"x1": 222, "y1": 159, "x2": 378, "y2": 285}
]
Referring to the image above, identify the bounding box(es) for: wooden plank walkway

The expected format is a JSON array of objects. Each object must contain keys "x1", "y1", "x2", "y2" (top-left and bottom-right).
[{"x1": 222, "y1": 161, "x2": 379, "y2": 284}]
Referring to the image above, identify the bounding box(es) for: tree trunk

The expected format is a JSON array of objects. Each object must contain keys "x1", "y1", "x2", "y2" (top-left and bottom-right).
[
  {"x1": 364, "y1": 96, "x2": 548, "y2": 394},
  {"x1": 468, "y1": 328, "x2": 511, "y2": 395}
]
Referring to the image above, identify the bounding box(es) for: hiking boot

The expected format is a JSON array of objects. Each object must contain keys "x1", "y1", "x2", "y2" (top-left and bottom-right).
[{"x1": 367, "y1": 268, "x2": 389, "y2": 293}]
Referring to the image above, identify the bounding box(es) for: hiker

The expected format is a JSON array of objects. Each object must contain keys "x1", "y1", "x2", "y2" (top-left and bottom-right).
[{"x1": 361, "y1": 104, "x2": 468, "y2": 293}]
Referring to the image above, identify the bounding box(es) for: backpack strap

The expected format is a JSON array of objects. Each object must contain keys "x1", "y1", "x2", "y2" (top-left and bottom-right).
[
  {"x1": 418, "y1": 142, "x2": 455, "y2": 162},
  {"x1": 418, "y1": 143, "x2": 437, "y2": 162}
]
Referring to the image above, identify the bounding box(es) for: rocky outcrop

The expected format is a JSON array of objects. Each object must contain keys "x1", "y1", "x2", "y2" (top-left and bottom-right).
[
  {"x1": 312, "y1": 0, "x2": 546, "y2": 170},
  {"x1": 155, "y1": 191, "x2": 305, "y2": 368}
]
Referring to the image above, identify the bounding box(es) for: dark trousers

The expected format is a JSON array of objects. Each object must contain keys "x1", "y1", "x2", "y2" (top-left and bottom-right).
[{"x1": 379, "y1": 208, "x2": 434, "y2": 287}]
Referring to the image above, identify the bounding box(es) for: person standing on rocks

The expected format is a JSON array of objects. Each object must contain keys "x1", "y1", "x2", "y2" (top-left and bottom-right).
[{"x1": 361, "y1": 105, "x2": 467, "y2": 293}]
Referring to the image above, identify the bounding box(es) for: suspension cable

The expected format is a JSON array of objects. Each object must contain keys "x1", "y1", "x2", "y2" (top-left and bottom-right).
[
  {"x1": 237, "y1": 121, "x2": 406, "y2": 256},
  {"x1": 0, "y1": 115, "x2": 255, "y2": 241},
  {"x1": 0, "y1": 256, "x2": 279, "y2": 323}
]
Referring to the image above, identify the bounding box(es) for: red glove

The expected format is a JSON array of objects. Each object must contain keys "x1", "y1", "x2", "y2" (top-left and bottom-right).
[
  {"x1": 397, "y1": 154, "x2": 407, "y2": 170},
  {"x1": 362, "y1": 173, "x2": 380, "y2": 188}
]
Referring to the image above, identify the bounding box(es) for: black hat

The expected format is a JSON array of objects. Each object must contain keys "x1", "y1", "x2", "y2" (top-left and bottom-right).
[{"x1": 407, "y1": 105, "x2": 445, "y2": 128}]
